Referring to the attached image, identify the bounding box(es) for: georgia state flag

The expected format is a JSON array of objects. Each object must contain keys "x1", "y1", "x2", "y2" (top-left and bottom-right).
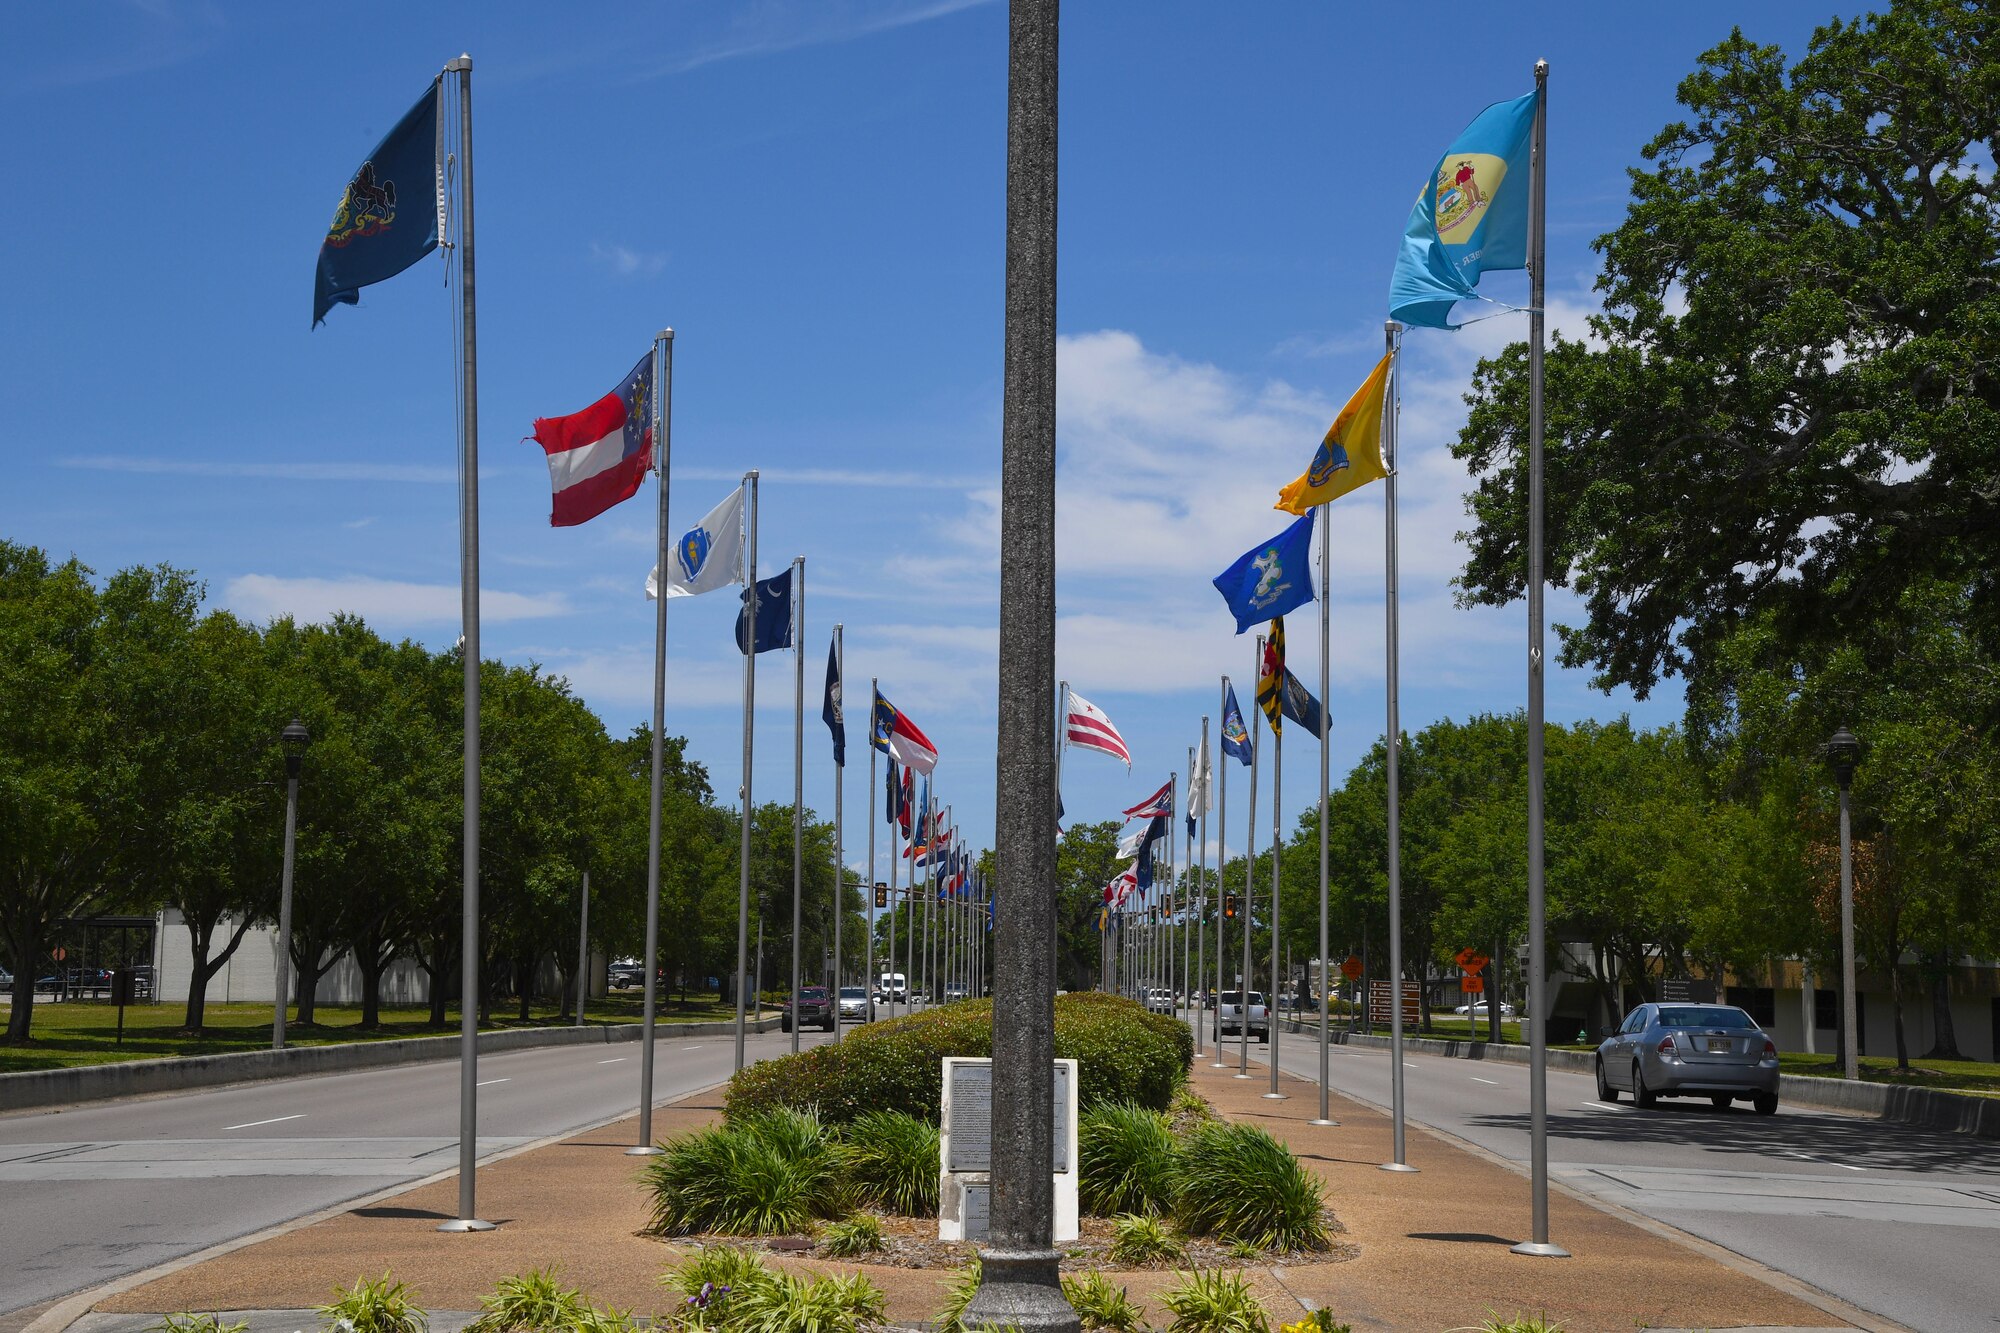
[{"x1": 531, "y1": 352, "x2": 654, "y2": 527}]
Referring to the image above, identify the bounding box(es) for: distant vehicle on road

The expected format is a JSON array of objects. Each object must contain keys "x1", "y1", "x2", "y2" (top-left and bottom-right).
[
  {"x1": 1218, "y1": 990, "x2": 1269, "y2": 1042},
  {"x1": 877, "y1": 972, "x2": 908, "y2": 1002},
  {"x1": 607, "y1": 959, "x2": 644, "y2": 989},
  {"x1": 942, "y1": 983, "x2": 968, "y2": 1002},
  {"x1": 1453, "y1": 1000, "x2": 1516, "y2": 1017},
  {"x1": 1595, "y1": 1002, "x2": 1780, "y2": 1115},
  {"x1": 1144, "y1": 988, "x2": 1176, "y2": 1015},
  {"x1": 781, "y1": 985, "x2": 836, "y2": 1033},
  {"x1": 836, "y1": 985, "x2": 875, "y2": 1023}
]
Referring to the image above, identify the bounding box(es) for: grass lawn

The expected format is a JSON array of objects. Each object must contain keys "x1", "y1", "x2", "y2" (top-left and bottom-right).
[
  {"x1": 1775, "y1": 1051, "x2": 2000, "y2": 1097},
  {"x1": 0, "y1": 989, "x2": 758, "y2": 1075}
]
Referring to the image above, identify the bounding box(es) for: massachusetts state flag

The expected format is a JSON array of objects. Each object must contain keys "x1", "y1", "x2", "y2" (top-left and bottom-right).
[{"x1": 531, "y1": 353, "x2": 655, "y2": 527}]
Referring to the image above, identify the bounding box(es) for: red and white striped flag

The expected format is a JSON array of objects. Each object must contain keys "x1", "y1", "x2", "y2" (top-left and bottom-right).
[
  {"x1": 530, "y1": 352, "x2": 654, "y2": 527},
  {"x1": 1064, "y1": 689, "x2": 1130, "y2": 766}
]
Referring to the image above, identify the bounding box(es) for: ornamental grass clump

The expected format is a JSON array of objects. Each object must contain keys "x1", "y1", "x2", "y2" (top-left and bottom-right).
[
  {"x1": 1061, "y1": 1270, "x2": 1148, "y2": 1332},
  {"x1": 661, "y1": 1246, "x2": 770, "y2": 1328},
  {"x1": 1079, "y1": 1102, "x2": 1179, "y2": 1217},
  {"x1": 1173, "y1": 1123, "x2": 1330, "y2": 1252},
  {"x1": 1158, "y1": 1269, "x2": 1270, "y2": 1333},
  {"x1": 843, "y1": 1110, "x2": 940, "y2": 1214},
  {"x1": 817, "y1": 1214, "x2": 885, "y2": 1258},
  {"x1": 728, "y1": 1270, "x2": 885, "y2": 1333},
  {"x1": 1108, "y1": 1212, "x2": 1187, "y2": 1265},
  {"x1": 932, "y1": 1255, "x2": 982, "y2": 1333},
  {"x1": 317, "y1": 1273, "x2": 428, "y2": 1333},
  {"x1": 465, "y1": 1268, "x2": 614, "y2": 1333},
  {"x1": 642, "y1": 1108, "x2": 853, "y2": 1236}
]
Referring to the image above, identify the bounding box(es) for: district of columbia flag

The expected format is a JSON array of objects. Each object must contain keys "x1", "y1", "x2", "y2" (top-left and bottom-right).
[
  {"x1": 647, "y1": 488, "x2": 744, "y2": 599},
  {"x1": 1063, "y1": 689, "x2": 1130, "y2": 766},
  {"x1": 1275, "y1": 353, "x2": 1390, "y2": 514},
  {"x1": 1122, "y1": 779, "x2": 1173, "y2": 822},
  {"x1": 531, "y1": 352, "x2": 654, "y2": 527}
]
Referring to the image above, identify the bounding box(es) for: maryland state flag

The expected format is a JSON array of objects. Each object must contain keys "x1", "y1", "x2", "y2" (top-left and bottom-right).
[
  {"x1": 1276, "y1": 354, "x2": 1390, "y2": 514},
  {"x1": 313, "y1": 79, "x2": 442, "y2": 326},
  {"x1": 1256, "y1": 619, "x2": 1287, "y2": 734}
]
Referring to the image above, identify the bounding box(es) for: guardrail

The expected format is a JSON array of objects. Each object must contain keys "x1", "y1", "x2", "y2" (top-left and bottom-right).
[
  {"x1": 0, "y1": 1015, "x2": 782, "y2": 1113},
  {"x1": 1318, "y1": 1028, "x2": 1999, "y2": 1138}
]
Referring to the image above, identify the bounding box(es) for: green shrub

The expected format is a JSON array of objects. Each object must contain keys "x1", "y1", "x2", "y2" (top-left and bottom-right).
[
  {"x1": 933, "y1": 1255, "x2": 982, "y2": 1333},
  {"x1": 1279, "y1": 1312, "x2": 1352, "y2": 1333},
  {"x1": 150, "y1": 1317, "x2": 248, "y2": 1333},
  {"x1": 726, "y1": 994, "x2": 1189, "y2": 1125},
  {"x1": 465, "y1": 1268, "x2": 599, "y2": 1333},
  {"x1": 1158, "y1": 1270, "x2": 1270, "y2": 1333},
  {"x1": 660, "y1": 1245, "x2": 770, "y2": 1327},
  {"x1": 1108, "y1": 1213, "x2": 1186, "y2": 1264},
  {"x1": 1173, "y1": 1123, "x2": 1330, "y2": 1252},
  {"x1": 318, "y1": 1273, "x2": 428, "y2": 1333},
  {"x1": 1079, "y1": 1103, "x2": 1179, "y2": 1217},
  {"x1": 1452, "y1": 1319, "x2": 1565, "y2": 1333},
  {"x1": 1061, "y1": 1271, "x2": 1147, "y2": 1332},
  {"x1": 844, "y1": 1110, "x2": 940, "y2": 1215},
  {"x1": 641, "y1": 1110, "x2": 852, "y2": 1236},
  {"x1": 817, "y1": 1214, "x2": 885, "y2": 1258},
  {"x1": 729, "y1": 1270, "x2": 885, "y2": 1333}
]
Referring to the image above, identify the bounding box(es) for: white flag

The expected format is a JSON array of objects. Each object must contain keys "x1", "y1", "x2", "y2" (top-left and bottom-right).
[
  {"x1": 1189, "y1": 733, "x2": 1212, "y2": 814},
  {"x1": 646, "y1": 487, "x2": 745, "y2": 599}
]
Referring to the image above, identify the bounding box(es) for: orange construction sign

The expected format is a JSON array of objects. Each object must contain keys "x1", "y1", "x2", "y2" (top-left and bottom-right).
[
  {"x1": 1461, "y1": 973, "x2": 1485, "y2": 994},
  {"x1": 1454, "y1": 947, "x2": 1489, "y2": 973},
  {"x1": 1340, "y1": 956, "x2": 1364, "y2": 981}
]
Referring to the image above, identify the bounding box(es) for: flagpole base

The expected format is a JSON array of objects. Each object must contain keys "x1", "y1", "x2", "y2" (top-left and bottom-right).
[
  {"x1": 1261, "y1": 1092, "x2": 1288, "y2": 1101},
  {"x1": 625, "y1": 1145, "x2": 665, "y2": 1157},
  {"x1": 1510, "y1": 1240, "x2": 1571, "y2": 1258},
  {"x1": 1378, "y1": 1162, "x2": 1419, "y2": 1174},
  {"x1": 437, "y1": 1218, "x2": 497, "y2": 1233},
  {"x1": 1307, "y1": 1118, "x2": 1339, "y2": 1127}
]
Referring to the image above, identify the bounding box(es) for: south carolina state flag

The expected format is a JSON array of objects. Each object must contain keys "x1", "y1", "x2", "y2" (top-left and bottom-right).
[{"x1": 530, "y1": 352, "x2": 654, "y2": 526}]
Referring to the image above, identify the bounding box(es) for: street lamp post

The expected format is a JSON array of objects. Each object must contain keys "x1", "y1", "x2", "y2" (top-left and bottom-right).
[
  {"x1": 272, "y1": 719, "x2": 309, "y2": 1051},
  {"x1": 1824, "y1": 725, "x2": 1860, "y2": 1081}
]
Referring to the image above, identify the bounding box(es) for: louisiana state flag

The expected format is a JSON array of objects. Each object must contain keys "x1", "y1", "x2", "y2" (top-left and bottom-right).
[
  {"x1": 1276, "y1": 353, "x2": 1390, "y2": 514},
  {"x1": 1389, "y1": 89, "x2": 1539, "y2": 330}
]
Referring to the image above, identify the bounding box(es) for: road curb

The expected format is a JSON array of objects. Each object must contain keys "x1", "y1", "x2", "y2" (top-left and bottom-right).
[
  {"x1": 0, "y1": 1015, "x2": 782, "y2": 1114},
  {"x1": 1317, "y1": 1028, "x2": 2000, "y2": 1138}
]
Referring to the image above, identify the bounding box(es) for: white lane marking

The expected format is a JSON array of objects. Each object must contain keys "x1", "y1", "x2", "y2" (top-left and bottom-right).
[
  {"x1": 597, "y1": 1057, "x2": 627, "y2": 1064},
  {"x1": 1832, "y1": 1162, "x2": 1867, "y2": 1172},
  {"x1": 1470, "y1": 1076, "x2": 1500, "y2": 1085},
  {"x1": 476, "y1": 1078, "x2": 509, "y2": 1087},
  {"x1": 223, "y1": 1114, "x2": 305, "y2": 1131},
  {"x1": 1403, "y1": 1062, "x2": 1419, "y2": 1069},
  {"x1": 682, "y1": 1046, "x2": 703, "y2": 1052},
  {"x1": 1582, "y1": 1101, "x2": 1625, "y2": 1112}
]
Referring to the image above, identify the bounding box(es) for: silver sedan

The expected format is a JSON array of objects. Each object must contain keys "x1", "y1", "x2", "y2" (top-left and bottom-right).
[{"x1": 1594, "y1": 1002, "x2": 1781, "y2": 1115}]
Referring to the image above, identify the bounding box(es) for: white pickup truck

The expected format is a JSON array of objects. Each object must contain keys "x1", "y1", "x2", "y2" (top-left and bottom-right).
[{"x1": 1219, "y1": 990, "x2": 1270, "y2": 1043}]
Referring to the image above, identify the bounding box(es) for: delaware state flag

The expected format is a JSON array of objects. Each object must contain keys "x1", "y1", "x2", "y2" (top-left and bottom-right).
[{"x1": 531, "y1": 353, "x2": 654, "y2": 526}]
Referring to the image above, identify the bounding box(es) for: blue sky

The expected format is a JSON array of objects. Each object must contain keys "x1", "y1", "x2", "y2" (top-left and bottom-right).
[{"x1": 3, "y1": 1, "x2": 1854, "y2": 871}]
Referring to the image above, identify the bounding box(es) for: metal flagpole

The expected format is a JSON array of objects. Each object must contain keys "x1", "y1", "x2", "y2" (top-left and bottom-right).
[
  {"x1": 1240, "y1": 640, "x2": 1260, "y2": 1079},
  {"x1": 1511, "y1": 59, "x2": 1567, "y2": 1259},
  {"x1": 888, "y1": 765, "x2": 900, "y2": 1016},
  {"x1": 790, "y1": 556, "x2": 805, "y2": 1055},
  {"x1": 574, "y1": 868, "x2": 589, "y2": 1027},
  {"x1": 1266, "y1": 662, "x2": 1286, "y2": 1101},
  {"x1": 733, "y1": 471, "x2": 760, "y2": 1073},
  {"x1": 832, "y1": 626, "x2": 845, "y2": 1043},
  {"x1": 628, "y1": 328, "x2": 674, "y2": 1159},
  {"x1": 1380, "y1": 319, "x2": 1416, "y2": 1174},
  {"x1": 866, "y1": 675, "x2": 877, "y2": 1028},
  {"x1": 1196, "y1": 717, "x2": 1209, "y2": 1057},
  {"x1": 440, "y1": 55, "x2": 494, "y2": 1234},
  {"x1": 1313, "y1": 494, "x2": 1337, "y2": 1126},
  {"x1": 1214, "y1": 682, "x2": 1229, "y2": 1065},
  {"x1": 1185, "y1": 746, "x2": 1195, "y2": 1039}
]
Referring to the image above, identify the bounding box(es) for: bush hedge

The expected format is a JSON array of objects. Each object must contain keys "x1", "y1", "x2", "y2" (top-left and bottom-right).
[{"x1": 724, "y1": 993, "x2": 1191, "y2": 1124}]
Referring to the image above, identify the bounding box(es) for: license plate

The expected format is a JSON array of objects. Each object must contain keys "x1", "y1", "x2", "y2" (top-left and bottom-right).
[{"x1": 1706, "y1": 1038, "x2": 1731, "y2": 1053}]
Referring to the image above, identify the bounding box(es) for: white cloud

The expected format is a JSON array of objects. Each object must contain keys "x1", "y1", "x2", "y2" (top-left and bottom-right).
[
  {"x1": 640, "y1": 0, "x2": 994, "y2": 78},
  {"x1": 56, "y1": 456, "x2": 457, "y2": 483},
  {"x1": 589, "y1": 243, "x2": 667, "y2": 279},
  {"x1": 224, "y1": 575, "x2": 569, "y2": 628}
]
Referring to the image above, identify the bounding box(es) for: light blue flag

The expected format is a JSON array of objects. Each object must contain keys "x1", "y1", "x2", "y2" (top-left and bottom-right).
[
  {"x1": 1388, "y1": 90, "x2": 1539, "y2": 330},
  {"x1": 1211, "y1": 509, "x2": 1316, "y2": 634}
]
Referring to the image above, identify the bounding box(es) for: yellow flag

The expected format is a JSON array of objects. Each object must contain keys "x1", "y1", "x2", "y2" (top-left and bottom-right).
[{"x1": 1275, "y1": 352, "x2": 1391, "y2": 514}]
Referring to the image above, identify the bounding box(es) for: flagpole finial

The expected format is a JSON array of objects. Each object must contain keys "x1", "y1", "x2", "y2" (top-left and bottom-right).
[
  {"x1": 745, "y1": 469, "x2": 759, "y2": 481},
  {"x1": 446, "y1": 54, "x2": 471, "y2": 71},
  {"x1": 1535, "y1": 58, "x2": 1549, "y2": 82},
  {"x1": 659, "y1": 327, "x2": 675, "y2": 342}
]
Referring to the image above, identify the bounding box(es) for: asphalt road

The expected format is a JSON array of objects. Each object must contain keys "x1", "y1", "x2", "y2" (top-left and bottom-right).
[
  {"x1": 0, "y1": 1024, "x2": 843, "y2": 1316},
  {"x1": 1211, "y1": 1019, "x2": 2000, "y2": 1333}
]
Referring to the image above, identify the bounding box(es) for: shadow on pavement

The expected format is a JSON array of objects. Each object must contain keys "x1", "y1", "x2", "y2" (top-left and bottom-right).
[
  {"x1": 1406, "y1": 1231, "x2": 1516, "y2": 1245},
  {"x1": 1470, "y1": 1103, "x2": 2000, "y2": 1175}
]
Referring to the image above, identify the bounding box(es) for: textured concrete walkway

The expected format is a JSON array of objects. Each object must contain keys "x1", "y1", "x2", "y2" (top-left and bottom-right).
[{"x1": 74, "y1": 1060, "x2": 1878, "y2": 1332}]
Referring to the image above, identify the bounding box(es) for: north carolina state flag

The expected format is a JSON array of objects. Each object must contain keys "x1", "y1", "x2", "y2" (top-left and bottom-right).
[{"x1": 530, "y1": 352, "x2": 654, "y2": 526}]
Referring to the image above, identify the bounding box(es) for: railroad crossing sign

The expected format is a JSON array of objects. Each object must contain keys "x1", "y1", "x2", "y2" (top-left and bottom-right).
[{"x1": 1340, "y1": 956, "x2": 1364, "y2": 981}]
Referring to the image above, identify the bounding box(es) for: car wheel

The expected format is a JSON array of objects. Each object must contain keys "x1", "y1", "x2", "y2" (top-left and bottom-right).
[
  {"x1": 1259, "y1": 1028, "x2": 1270, "y2": 1045},
  {"x1": 1752, "y1": 1092, "x2": 1779, "y2": 1116},
  {"x1": 1710, "y1": 1093, "x2": 1733, "y2": 1110},
  {"x1": 823, "y1": 1019, "x2": 836, "y2": 1032},
  {"x1": 1633, "y1": 1062, "x2": 1658, "y2": 1107},
  {"x1": 781, "y1": 1019, "x2": 791, "y2": 1033},
  {"x1": 1595, "y1": 1059, "x2": 1619, "y2": 1102}
]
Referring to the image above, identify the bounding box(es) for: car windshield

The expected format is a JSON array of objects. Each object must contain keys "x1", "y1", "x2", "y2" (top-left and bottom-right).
[
  {"x1": 839, "y1": 987, "x2": 866, "y2": 999},
  {"x1": 1656, "y1": 1005, "x2": 1757, "y2": 1029},
  {"x1": 799, "y1": 987, "x2": 827, "y2": 1000},
  {"x1": 1220, "y1": 992, "x2": 1264, "y2": 1005}
]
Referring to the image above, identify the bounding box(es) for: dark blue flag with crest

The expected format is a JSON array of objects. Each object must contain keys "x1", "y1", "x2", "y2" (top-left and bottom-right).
[
  {"x1": 314, "y1": 79, "x2": 441, "y2": 327},
  {"x1": 734, "y1": 568, "x2": 794, "y2": 654},
  {"x1": 1220, "y1": 684, "x2": 1253, "y2": 767},
  {"x1": 1212, "y1": 508, "x2": 1316, "y2": 634},
  {"x1": 821, "y1": 635, "x2": 844, "y2": 767}
]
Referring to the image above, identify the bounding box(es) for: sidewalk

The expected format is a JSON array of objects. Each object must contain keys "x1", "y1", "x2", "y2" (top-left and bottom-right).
[{"x1": 75, "y1": 1059, "x2": 1874, "y2": 1332}]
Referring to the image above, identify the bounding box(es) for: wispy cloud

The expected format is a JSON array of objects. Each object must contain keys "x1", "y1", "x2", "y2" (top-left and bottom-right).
[
  {"x1": 589, "y1": 242, "x2": 667, "y2": 279},
  {"x1": 224, "y1": 575, "x2": 569, "y2": 628},
  {"x1": 674, "y1": 465, "x2": 989, "y2": 490},
  {"x1": 637, "y1": 0, "x2": 993, "y2": 79},
  {"x1": 56, "y1": 456, "x2": 458, "y2": 484}
]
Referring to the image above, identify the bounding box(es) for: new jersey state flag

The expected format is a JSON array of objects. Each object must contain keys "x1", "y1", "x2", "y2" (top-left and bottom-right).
[
  {"x1": 1389, "y1": 89, "x2": 1539, "y2": 330},
  {"x1": 1276, "y1": 353, "x2": 1389, "y2": 514}
]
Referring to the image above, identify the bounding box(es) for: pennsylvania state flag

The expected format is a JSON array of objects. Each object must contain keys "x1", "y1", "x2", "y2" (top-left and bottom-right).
[
  {"x1": 313, "y1": 79, "x2": 442, "y2": 327},
  {"x1": 1389, "y1": 89, "x2": 1538, "y2": 330},
  {"x1": 1276, "y1": 353, "x2": 1390, "y2": 514}
]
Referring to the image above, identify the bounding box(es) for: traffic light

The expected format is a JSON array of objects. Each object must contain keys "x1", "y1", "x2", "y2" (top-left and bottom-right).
[
  {"x1": 1223, "y1": 894, "x2": 1238, "y2": 920},
  {"x1": 874, "y1": 882, "x2": 889, "y2": 908}
]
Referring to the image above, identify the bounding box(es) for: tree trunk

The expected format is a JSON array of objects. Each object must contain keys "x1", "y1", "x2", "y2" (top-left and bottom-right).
[
  {"x1": 517, "y1": 953, "x2": 533, "y2": 1023},
  {"x1": 1923, "y1": 967, "x2": 1962, "y2": 1060},
  {"x1": 1891, "y1": 963, "x2": 1909, "y2": 1070},
  {"x1": 357, "y1": 947, "x2": 386, "y2": 1028},
  {"x1": 180, "y1": 914, "x2": 254, "y2": 1034},
  {"x1": 5, "y1": 962, "x2": 34, "y2": 1042}
]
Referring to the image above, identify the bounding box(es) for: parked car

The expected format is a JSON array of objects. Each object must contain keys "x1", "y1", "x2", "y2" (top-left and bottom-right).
[
  {"x1": 1218, "y1": 990, "x2": 1270, "y2": 1042},
  {"x1": 942, "y1": 984, "x2": 968, "y2": 1002},
  {"x1": 1594, "y1": 1002, "x2": 1780, "y2": 1115},
  {"x1": 1145, "y1": 988, "x2": 1177, "y2": 1016},
  {"x1": 876, "y1": 972, "x2": 908, "y2": 1003},
  {"x1": 607, "y1": 959, "x2": 644, "y2": 989},
  {"x1": 781, "y1": 985, "x2": 836, "y2": 1033},
  {"x1": 1453, "y1": 1000, "x2": 1517, "y2": 1017},
  {"x1": 836, "y1": 985, "x2": 875, "y2": 1023}
]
